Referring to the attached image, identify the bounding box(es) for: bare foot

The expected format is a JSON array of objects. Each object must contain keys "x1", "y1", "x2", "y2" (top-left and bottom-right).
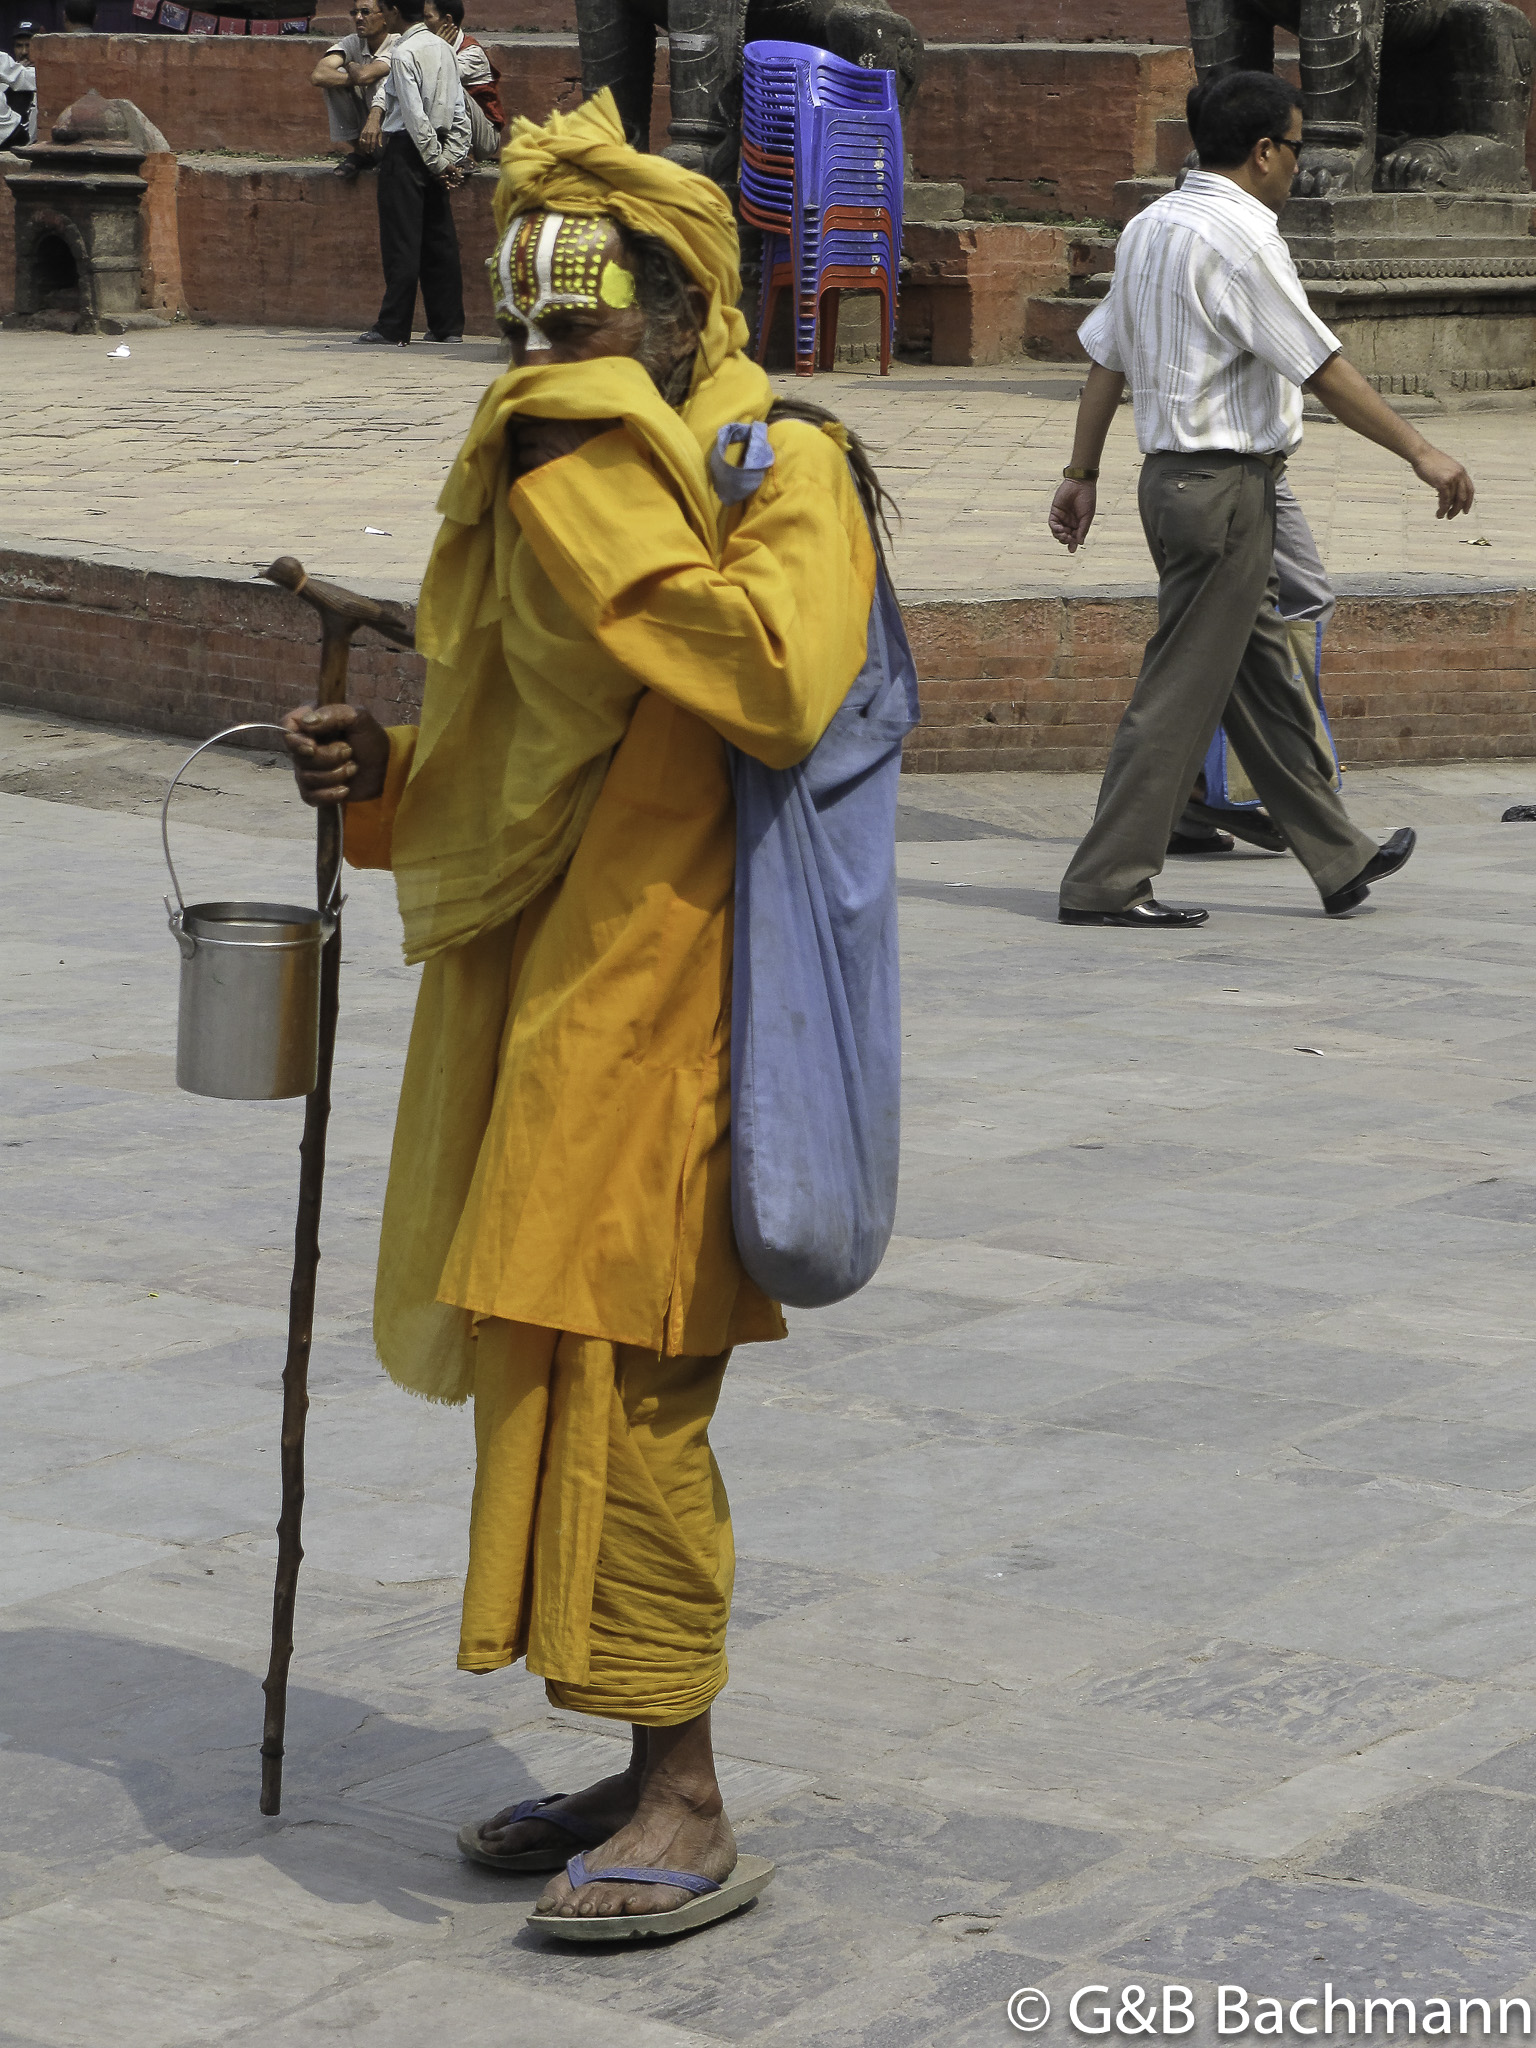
[
  {"x1": 473, "y1": 1744, "x2": 643, "y2": 1860},
  {"x1": 534, "y1": 1783, "x2": 737, "y2": 1918}
]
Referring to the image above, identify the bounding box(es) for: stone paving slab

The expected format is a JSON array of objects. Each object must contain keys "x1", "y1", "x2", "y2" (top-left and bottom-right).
[
  {"x1": 7, "y1": 708, "x2": 1536, "y2": 2042},
  {"x1": 2, "y1": 325, "x2": 1530, "y2": 607}
]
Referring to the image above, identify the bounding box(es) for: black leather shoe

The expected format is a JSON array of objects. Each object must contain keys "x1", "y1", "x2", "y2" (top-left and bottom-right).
[
  {"x1": 1322, "y1": 827, "x2": 1416, "y2": 917},
  {"x1": 1167, "y1": 828, "x2": 1235, "y2": 856},
  {"x1": 1060, "y1": 899, "x2": 1210, "y2": 928},
  {"x1": 356, "y1": 329, "x2": 409, "y2": 346},
  {"x1": 1182, "y1": 800, "x2": 1287, "y2": 854}
]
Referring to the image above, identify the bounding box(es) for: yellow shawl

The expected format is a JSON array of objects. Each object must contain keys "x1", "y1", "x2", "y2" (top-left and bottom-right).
[{"x1": 393, "y1": 90, "x2": 773, "y2": 964}]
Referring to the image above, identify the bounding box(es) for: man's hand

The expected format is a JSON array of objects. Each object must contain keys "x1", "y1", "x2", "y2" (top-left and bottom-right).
[
  {"x1": 359, "y1": 108, "x2": 383, "y2": 155},
  {"x1": 507, "y1": 417, "x2": 621, "y2": 479},
  {"x1": 1305, "y1": 353, "x2": 1475, "y2": 517},
  {"x1": 1411, "y1": 446, "x2": 1475, "y2": 520},
  {"x1": 1049, "y1": 479, "x2": 1097, "y2": 552},
  {"x1": 282, "y1": 704, "x2": 390, "y2": 808}
]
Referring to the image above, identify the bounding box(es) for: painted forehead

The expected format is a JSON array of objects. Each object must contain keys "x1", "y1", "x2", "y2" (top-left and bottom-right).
[{"x1": 490, "y1": 211, "x2": 636, "y2": 348}]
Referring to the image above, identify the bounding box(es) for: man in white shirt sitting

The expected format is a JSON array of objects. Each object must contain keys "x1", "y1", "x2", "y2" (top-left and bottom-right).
[
  {"x1": 1050, "y1": 70, "x2": 1474, "y2": 927},
  {"x1": 425, "y1": 0, "x2": 504, "y2": 161},
  {"x1": 311, "y1": 0, "x2": 398, "y2": 182},
  {"x1": 0, "y1": 32, "x2": 36, "y2": 152},
  {"x1": 357, "y1": 0, "x2": 471, "y2": 347}
]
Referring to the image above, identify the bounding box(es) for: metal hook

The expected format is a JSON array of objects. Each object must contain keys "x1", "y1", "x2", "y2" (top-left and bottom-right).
[{"x1": 161, "y1": 722, "x2": 325, "y2": 916}]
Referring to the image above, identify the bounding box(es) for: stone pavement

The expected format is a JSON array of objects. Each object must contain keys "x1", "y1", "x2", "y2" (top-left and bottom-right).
[
  {"x1": 4, "y1": 324, "x2": 1532, "y2": 605},
  {"x1": 8, "y1": 703, "x2": 1536, "y2": 2044}
]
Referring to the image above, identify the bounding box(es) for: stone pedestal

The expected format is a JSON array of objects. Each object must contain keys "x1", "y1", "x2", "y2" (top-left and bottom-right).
[
  {"x1": 4, "y1": 91, "x2": 181, "y2": 335},
  {"x1": 1285, "y1": 191, "x2": 1536, "y2": 396}
]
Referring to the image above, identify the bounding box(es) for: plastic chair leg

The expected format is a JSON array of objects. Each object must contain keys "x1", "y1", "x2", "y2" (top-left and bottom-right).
[{"x1": 818, "y1": 289, "x2": 840, "y2": 372}]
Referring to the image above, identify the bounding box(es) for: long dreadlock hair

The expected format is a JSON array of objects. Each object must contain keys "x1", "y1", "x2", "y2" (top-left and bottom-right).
[
  {"x1": 765, "y1": 396, "x2": 898, "y2": 568},
  {"x1": 621, "y1": 229, "x2": 899, "y2": 565}
]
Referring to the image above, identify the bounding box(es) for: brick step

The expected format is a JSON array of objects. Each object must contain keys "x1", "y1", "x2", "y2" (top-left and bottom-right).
[
  {"x1": 1022, "y1": 292, "x2": 1089, "y2": 360},
  {"x1": 1111, "y1": 173, "x2": 1172, "y2": 223},
  {"x1": 1155, "y1": 112, "x2": 1191, "y2": 175},
  {"x1": 35, "y1": 33, "x2": 1193, "y2": 224},
  {"x1": 898, "y1": 217, "x2": 1072, "y2": 363}
]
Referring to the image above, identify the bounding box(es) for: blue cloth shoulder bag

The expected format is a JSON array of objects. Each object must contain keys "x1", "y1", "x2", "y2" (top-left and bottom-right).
[{"x1": 711, "y1": 422, "x2": 922, "y2": 1308}]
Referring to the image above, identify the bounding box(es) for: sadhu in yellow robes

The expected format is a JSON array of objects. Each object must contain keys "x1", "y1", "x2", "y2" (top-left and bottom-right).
[{"x1": 343, "y1": 93, "x2": 876, "y2": 1726}]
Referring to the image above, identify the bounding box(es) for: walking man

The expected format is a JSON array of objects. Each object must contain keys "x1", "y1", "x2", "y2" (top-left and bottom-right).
[
  {"x1": 285, "y1": 92, "x2": 886, "y2": 1934},
  {"x1": 1051, "y1": 70, "x2": 1474, "y2": 928},
  {"x1": 356, "y1": 0, "x2": 470, "y2": 347}
]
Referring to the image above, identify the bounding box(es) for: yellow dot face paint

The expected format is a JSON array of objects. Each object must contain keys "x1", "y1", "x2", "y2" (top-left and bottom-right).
[{"x1": 489, "y1": 210, "x2": 637, "y2": 350}]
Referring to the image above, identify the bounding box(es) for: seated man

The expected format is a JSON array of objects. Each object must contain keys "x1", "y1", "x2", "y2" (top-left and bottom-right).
[
  {"x1": 310, "y1": 0, "x2": 397, "y2": 181},
  {"x1": 283, "y1": 91, "x2": 888, "y2": 1935},
  {"x1": 1, "y1": 28, "x2": 35, "y2": 152},
  {"x1": 425, "y1": 0, "x2": 504, "y2": 161}
]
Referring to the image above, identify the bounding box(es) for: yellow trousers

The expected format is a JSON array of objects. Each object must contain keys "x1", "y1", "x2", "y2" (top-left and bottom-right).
[{"x1": 459, "y1": 1320, "x2": 734, "y2": 1726}]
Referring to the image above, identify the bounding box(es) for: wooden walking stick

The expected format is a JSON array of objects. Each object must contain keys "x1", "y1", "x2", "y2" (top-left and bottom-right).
[{"x1": 256, "y1": 556, "x2": 415, "y2": 1816}]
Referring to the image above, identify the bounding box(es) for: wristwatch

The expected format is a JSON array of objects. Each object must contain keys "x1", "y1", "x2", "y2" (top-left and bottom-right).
[{"x1": 1062, "y1": 465, "x2": 1099, "y2": 482}]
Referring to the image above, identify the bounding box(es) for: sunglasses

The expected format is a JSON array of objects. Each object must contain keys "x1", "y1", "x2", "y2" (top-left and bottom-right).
[{"x1": 1270, "y1": 135, "x2": 1302, "y2": 160}]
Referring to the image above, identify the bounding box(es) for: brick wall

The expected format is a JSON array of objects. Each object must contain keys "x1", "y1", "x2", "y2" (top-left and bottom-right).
[
  {"x1": 175, "y1": 156, "x2": 503, "y2": 330},
  {"x1": 903, "y1": 582, "x2": 1536, "y2": 771},
  {"x1": 3, "y1": 545, "x2": 1530, "y2": 775},
  {"x1": 0, "y1": 549, "x2": 422, "y2": 740},
  {"x1": 908, "y1": 42, "x2": 1194, "y2": 220},
  {"x1": 31, "y1": 31, "x2": 664, "y2": 157},
  {"x1": 360, "y1": 0, "x2": 1194, "y2": 40},
  {"x1": 31, "y1": 33, "x2": 1190, "y2": 221}
]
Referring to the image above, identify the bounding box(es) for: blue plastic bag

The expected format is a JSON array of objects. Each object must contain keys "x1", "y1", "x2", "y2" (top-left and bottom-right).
[{"x1": 722, "y1": 428, "x2": 921, "y2": 1306}]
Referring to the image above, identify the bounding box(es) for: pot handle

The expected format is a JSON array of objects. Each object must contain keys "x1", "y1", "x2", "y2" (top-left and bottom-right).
[{"x1": 162, "y1": 722, "x2": 339, "y2": 916}]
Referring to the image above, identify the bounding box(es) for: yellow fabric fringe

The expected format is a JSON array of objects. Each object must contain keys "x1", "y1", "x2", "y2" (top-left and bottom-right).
[{"x1": 461, "y1": 1320, "x2": 734, "y2": 1724}]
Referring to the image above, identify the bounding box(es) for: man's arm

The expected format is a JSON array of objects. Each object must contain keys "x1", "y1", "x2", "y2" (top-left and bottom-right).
[
  {"x1": 1048, "y1": 361, "x2": 1126, "y2": 553},
  {"x1": 441, "y1": 83, "x2": 471, "y2": 174},
  {"x1": 1304, "y1": 353, "x2": 1474, "y2": 517},
  {"x1": 311, "y1": 47, "x2": 350, "y2": 87},
  {"x1": 392, "y1": 46, "x2": 449, "y2": 171},
  {"x1": 346, "y1": 53, "x2": 391, "y2": 85}
]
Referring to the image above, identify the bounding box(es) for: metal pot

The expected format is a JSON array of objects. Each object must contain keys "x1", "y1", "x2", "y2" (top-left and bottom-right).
[{"x1": 163, "y1": 724, "x2": 337, "y2": 1101}]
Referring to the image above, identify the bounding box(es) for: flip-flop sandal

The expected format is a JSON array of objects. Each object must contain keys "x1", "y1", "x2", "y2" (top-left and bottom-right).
[
  {"x1": 456, "y1": 1794, "x2": 610, "y2": 1874},
  {"x1": 526, "y1": 1850, "x2": 776, "y2": 1943}
]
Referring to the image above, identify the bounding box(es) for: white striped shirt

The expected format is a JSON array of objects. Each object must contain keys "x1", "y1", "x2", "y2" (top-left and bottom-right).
[{"x1": 1078, "y1": 171, "x2": 1341, "y2": 456}]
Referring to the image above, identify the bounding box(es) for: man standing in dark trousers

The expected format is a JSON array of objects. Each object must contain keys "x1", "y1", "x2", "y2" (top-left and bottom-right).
[
  {"x1": 1049, "y1": 71, "x2": 1475, "y2": 929},
  {"x1": 357, "y1": 0, "x2": 470, "y2": 347}
]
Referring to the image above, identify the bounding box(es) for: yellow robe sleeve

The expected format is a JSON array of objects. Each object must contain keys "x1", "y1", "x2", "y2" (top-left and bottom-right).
[
  {"x1": 509, "y1": 419, "x2": 877, "y2": 770},
  {"x1": 342, "y1": 725, "x2": 418, "y2": 871}
]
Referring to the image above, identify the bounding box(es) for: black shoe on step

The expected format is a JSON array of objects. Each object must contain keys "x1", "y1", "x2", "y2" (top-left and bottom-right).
[
  {"x1": 1321, "y1": 827, "x2": 1416, "y2": 917},
  {"x1": 1060, "y1": 900, "x2": 1210, "y2": 929}
]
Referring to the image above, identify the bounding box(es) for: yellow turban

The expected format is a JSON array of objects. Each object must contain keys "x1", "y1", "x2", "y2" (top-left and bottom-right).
[{"x1": 493, "y1": 88, "x2": 750, "y2": 373}]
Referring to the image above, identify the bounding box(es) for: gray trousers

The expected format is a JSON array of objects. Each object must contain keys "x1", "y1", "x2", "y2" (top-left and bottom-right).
[{"x1": 1060, "y1": 451, "x2": 1376, "y2": 914}]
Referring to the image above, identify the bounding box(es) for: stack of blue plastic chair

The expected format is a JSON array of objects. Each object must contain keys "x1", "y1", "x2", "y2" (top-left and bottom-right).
[{"x1": 741, "y1": 39, "x2": 902, "y2": 376}]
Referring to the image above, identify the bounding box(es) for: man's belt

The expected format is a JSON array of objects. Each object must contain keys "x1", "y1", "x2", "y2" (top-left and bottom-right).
[{"x1": 1147, "y1": 448, "x2": 1289, "y2": 472}]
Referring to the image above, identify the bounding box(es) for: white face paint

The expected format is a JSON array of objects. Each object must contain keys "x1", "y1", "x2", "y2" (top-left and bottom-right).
[{"x1": 489, "y1": 209, "x2": 636, "y2": 352}]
